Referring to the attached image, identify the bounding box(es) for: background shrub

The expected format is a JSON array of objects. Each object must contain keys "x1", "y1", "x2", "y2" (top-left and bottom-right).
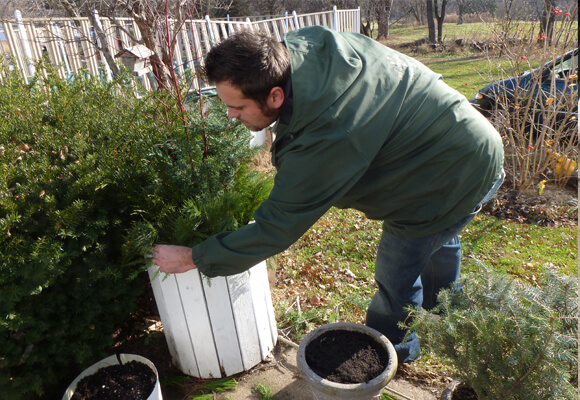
[
  {"x1": 477, "y1": 10, "x2": 578, "y2": 190},
  {"x1": 0, "y1": 62, "x2": 270, "y2": 398}
]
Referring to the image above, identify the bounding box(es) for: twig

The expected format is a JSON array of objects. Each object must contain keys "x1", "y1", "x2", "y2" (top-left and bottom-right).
[
  {"x1": 278, "y1": 336, "x2": 299, "y2": 349},
  {"x1": 284, "y1": 299, "x2": 297, "y2": 314},
  {"x1": 385, "y1": 385, "x2": 416, "y2": 400},
  {"x1": 296, "y1": 295, "x2": 301, "y2": 315}
]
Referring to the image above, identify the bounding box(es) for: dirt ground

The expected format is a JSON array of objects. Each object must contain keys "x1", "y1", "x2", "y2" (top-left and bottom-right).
[{"x1": 483, "y1": 177, "x2": 578, "y2": 228}]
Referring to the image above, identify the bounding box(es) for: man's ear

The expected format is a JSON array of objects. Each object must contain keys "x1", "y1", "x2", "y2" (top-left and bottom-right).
[{"x1": 268, "y1": 86, "x2": 285, "y2": 109}]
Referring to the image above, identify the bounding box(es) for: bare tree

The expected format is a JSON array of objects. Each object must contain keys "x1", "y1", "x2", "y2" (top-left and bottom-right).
[
  {"x1": 376, "y1": 0, "x2": 393, "y2": 40},
  {"x1": 454, "y1": 0, "x2": 499, "y2": 23},
  {"x1": 426, "y1": 0, "x2": 448, "y2": 43},
  {"x1": 408, "y1": 0, "x2": 427, "y2": 25},
  {"x1": 426, "y1": 0, "x2": 436, "y2": 42},
  {"x1": 499, "y1": 0, "x2": 517, "y2": 21},
  {"x1": 434, "y1": 0, "x2": 448, "y2": 42},
  {"x1": 456, "y1": 0, "x2": 468, "y2": 24},
  {"x1": 40, "y1": 0, "x2": 208, "y2": 92},
  {"x1": 539, "y1": 0, "x2": 557, "y2": 43}
]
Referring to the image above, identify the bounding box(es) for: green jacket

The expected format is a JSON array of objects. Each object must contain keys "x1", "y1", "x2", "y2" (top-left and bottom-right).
[{"x1": 192, "y1": 26, "x2": 504, "y2": 277}]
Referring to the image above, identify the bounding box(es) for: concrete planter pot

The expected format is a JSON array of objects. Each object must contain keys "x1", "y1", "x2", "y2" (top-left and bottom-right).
[
  {"x1": 62, "y1": 354, "x2": 162, "y2": 400},
  {"x1": 440, "y1": 380, "x2": 479, "y2": 400},
  {"x1": 297, "y1": 322, "x2": 397, "y2": 400},
  {"x1": 440, "y1": 380, "x2": 462, "y2": 400},
  {"x1": 148, "y1": 260, "x2": 277, "y2": 379}
]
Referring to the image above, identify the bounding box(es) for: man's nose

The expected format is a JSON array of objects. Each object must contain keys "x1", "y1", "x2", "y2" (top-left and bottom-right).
[{"x1": 228, "y1": 108, "x2": 239, "y2": 119}]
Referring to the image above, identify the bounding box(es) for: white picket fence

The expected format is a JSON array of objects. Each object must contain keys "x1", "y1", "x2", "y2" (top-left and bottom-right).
[{"x1": 0, "y1": 7, "x2": 360, "y2": 91}]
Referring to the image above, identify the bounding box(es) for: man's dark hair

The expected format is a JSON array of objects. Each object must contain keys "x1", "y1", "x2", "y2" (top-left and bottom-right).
[{"x1": 203, "y1": 31, "x2": 291, "y2": 107}]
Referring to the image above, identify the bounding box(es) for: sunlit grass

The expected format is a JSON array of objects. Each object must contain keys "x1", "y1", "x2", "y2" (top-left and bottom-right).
[
  {"x1": 420, "y1": 56, "x2": 500, "y2": 97},
  {"x1": 461, "y1": 214, "x2": 578, "y2": 278},
  {"x1": 384, "y1": 20, "x2": 578, "y2": 48}
]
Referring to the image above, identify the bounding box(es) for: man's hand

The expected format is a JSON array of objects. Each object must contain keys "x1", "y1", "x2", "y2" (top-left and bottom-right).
[{"x1": 152, "y1": 244, "x2": 196, "y2": 274}]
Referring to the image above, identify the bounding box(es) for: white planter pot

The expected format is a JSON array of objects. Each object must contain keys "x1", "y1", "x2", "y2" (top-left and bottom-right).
[
  {"x1": 62, "y1": 354, "x2": 162, "y2": 400},
  {"x1": 297, "y1": 323, "x2": 397, "y2": 400},
  {"x1": 148, "y1": 260, "x2": 277, "y2": 379}
]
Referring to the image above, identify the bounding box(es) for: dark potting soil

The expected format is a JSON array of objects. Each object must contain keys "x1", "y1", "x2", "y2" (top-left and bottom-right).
[
  {"x1": 70, "y1": 360, "x2": 156, "y2": 400},
  {"x1": 305, "y1": 329, "x2": 389, "y2": 384},
  {"x1": 452, "y1": 383, "x2": 478, "y2": 400}
]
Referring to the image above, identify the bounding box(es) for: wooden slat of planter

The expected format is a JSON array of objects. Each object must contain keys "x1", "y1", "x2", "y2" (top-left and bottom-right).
[
  {"x1": 227, "y1": 271, "x2": 262, "y2": 370},
  {"x1": 248, "y1": 261, "x2": 277, "y2": 359},
  {"x1": 203, "y1": 275, "x2": 245, "y2": 376},
  {"x1": 148, "y1": 267, "x2": 201, "y2": 377},
  {"x1": 176, "y1": 269, "x2": 223, "y2": 378}
]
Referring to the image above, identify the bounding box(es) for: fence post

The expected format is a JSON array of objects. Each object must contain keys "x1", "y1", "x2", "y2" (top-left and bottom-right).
[
  {"x1": 285, "y1": 11, "x2": 289, "y2": 33},
  {"x1": 205, "y1": 15, "x2": 215, "y2": 46},
  {"x1": 92, "y1": 10, "x2": 112, "y2": 82},
  {"x1": 292, "y1": 11, "x2": 299, "y2": 30},
  {"x1": 332, "y1": 5, "x2": 339, "y2": 31},
  {"x1": 14, "y1": 10, "x2": 35, "y2": 76},
  {"x1": 53, "y1": 23, "x2": 71, "y2": 75}
]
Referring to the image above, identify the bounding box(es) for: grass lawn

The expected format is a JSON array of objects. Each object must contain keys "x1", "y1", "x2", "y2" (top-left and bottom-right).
[
  {"x1": 420, "y1": 56, "x2": 497, "y2": 98},
  {"x1": 380, "y1": 20, "x2": 578, "y2": 98},
  {"x1": 385, "y1": 22, "x2": 492, "y2": 46},
  {"x1": 384, "y1": 21, "x2": 578, "y2": 48},
  {"x1": 461, "y1": 213, "x2": 578, "y2": 277},
  {"x1": 274, "y1": 204, "x2": 578, "y2": 342}
]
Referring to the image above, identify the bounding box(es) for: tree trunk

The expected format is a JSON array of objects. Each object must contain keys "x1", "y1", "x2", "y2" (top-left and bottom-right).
[
  {"x1": 540, "y1": 0, "x2": 557, "y2": 44},
  {"x1": 50, "y1": 0, "x2": 120, "y2": 78},
  {"x1": 86, "y1": 9, "x2": 121, "y2": 78},
  {"x1": 410, "y1": 1, "x2": 425, "y2": 25},
  {"x1": 361, "y1": 21, "x2": 372, "y2": 38},
  {"x1": 376, "y1": 0, "x2": 393, "y2": 40},
  {"x1": 435, "y1": 0, "x2": 448, "y2": 43},
  {"x1": 426, "y1": 0, "x2": 436, "y2": 43},
  {"x1": 457, "y1": 1, "x2": 464, "y2": 24}
]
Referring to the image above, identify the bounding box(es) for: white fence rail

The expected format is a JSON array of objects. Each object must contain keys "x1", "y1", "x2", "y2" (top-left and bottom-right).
[{"x1": 0, "y1": 7, "x2": 360, "y2": 90}]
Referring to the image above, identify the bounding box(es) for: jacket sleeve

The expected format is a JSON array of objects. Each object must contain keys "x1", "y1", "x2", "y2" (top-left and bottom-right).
[{"x1": 191, "y1": 127, "x2": 371, "y2": 277}]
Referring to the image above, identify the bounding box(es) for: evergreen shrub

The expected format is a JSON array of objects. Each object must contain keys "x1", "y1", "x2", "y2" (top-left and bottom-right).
[
  {"x1": 0, "y1": 62, "x2": 271, "y2": 398},
  {"x1": 407, "y1": 266, "x2": 578, "y2": 399}
]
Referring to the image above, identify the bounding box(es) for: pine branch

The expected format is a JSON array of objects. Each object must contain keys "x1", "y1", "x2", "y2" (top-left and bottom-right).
[{"x1": 504, "y1": 315, "x2": 556, "y2": 398}]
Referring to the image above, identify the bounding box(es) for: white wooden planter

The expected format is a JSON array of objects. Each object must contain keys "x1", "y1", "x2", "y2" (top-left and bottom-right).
[{"x1": 148, "y1": 260, "x2": 277, "y2": 379}]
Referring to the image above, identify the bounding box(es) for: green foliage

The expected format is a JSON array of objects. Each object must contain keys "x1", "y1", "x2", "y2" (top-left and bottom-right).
[
  {"x1": 276, "y1": 303, "x2": 330, "y2": 342},
  {"x1": 381, "y1": 392, "x2": 399, "y2": 400},
  {"x1": 406, "y1": 266, "x2": 578, "y2": 400},
  {"x1": 0, "y1": 61, "x2": 271, "y2": 398},
  {"x1": 253, "y1": 383, "x2": 274, "y2": 400},
  {"x1": 189, "y1": 378, "x2": 238, "y2": 399}
]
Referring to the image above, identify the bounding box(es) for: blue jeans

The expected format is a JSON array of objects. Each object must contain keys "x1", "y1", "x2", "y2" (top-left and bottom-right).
[{"x1": 365, "y1": 206, "x2": 481, "y2": 363}]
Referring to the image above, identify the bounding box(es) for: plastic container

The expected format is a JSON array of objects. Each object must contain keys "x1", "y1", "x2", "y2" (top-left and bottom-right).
[{"x1": 62, "y1": 353, "x2": 162, "y2": 400}]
